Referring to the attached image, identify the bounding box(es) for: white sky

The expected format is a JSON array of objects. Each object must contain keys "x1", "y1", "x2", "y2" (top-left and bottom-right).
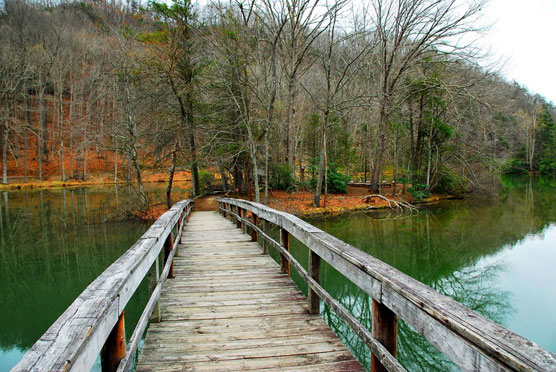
[{"x1": 481, "y1": 0, "x2": 556, "y2": 104}]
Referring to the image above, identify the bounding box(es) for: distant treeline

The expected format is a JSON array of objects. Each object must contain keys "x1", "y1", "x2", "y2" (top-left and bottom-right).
[{"x1": 1, "y1": 0, "x2": 555, "y2": 206}]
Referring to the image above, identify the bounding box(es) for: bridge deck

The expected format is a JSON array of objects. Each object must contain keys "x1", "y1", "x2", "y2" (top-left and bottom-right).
[{"x1": 136, "y1": 211, "x2": 364, "y2": 372}]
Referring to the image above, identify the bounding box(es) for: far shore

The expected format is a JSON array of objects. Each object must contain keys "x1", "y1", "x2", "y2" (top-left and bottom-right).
[
  {"x1": 0, "y1": 173, "x2": 460, "y2": 221},
  {"x1": 0, "y1": 170, "x2": 193, "y2": 191}
]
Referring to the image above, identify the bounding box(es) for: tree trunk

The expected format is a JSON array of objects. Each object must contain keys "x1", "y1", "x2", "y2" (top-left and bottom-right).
[
  {"x1": 83, "y1": 118, "x2": 88, "y2": 182},
  {"x1": 529, "y1": 112, "x2": 537, "y2": 172},
  {"x1": 59, "y1": 85, "x2": 66, "y2": 182},
  {"x1": 2, "y1": 112, "x2": 8, "y2": 185},
  {"x1": 370, "y1": 102, "x2": 388, "y2": 192},
  {"x1": 42, "y1": 97, "x2": 49, "y2": 167},
  {"x1": 114, "y1": 149, "x2": 118, "y2": 182},
  {"x1": 264, "y1": 131, "x2": 269, "y2": 204},
  {"x1": 218, "y1": 162, "x2": 227, "y2": 192},
  {"x1": 131, "y1": 151, "x2": 147, "y2": 206},
  {"x1": 166, "y1": 148, "x2": 177, "y2": 209},
  {"x1": 415, "y1": 94, "x2": 424, "y2": 183},
  {"x1": 69, "y1": 84, "x2": 74, "y2": 180},
  {"x1": 393, "y1": 133, "x2": 398, "y2": 197},
  {"x1": 38, "y1": 86, "x2": 44, "y2": 180},
  {"x1": 248, "y1": 138, "x2": 260, "y2": 203},
  {"x1": 313, "y1": 112, "x2": 328, "y2": 207},
  {"x1": 61, "y1": 140, "x2": 66, "y2": 182},
  {"x1": 426, "y1": 121, "x2": 433, "y2": 188},
  {"x1": 286, "y1": 75, "x2": 297, "y2": 174}
]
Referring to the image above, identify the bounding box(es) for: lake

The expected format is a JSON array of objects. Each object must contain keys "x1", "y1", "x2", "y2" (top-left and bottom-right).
[
  {"x1": 1, "y1": 176, "x2": 556, "y2": 371},
  {"x1": 0, "y1": 182, "x2": 192, "y2": 371}
]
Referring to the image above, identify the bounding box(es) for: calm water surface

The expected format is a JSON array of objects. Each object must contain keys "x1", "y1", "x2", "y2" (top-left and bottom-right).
[
  {"x1": 269, "y1": 175, "x2": 556, "y2": 371},
  {"x1": 1, "y1": 176, "x2": 556, "y2": 371},
  {"x1": 0, "y1": 182, "x2": 192, "y2": 371}
]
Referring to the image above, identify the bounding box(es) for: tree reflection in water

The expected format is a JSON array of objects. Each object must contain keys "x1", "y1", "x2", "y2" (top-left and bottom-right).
[
  {"x1": 0, "y1": 184, "x2": 189, "y2": 370},
  {"x1": 318, "y1": 260, "x2": 511, "y2": 371}
]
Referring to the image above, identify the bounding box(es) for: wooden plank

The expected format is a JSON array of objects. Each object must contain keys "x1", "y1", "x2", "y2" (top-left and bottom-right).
[
  {"x1": 136, "y1": 350, "x2": 358, "y2": 372},
  {"x1": 139, "y1": 342, "x2": 352, "y2": 363}
]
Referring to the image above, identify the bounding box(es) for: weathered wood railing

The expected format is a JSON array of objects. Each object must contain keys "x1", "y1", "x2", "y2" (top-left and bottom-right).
[
  {"x1": 13, "y1": 200, "x2": 193, "y2": 372},
  {"x1": 217, "y1": 198, "x2": 556, "y2": 372}
]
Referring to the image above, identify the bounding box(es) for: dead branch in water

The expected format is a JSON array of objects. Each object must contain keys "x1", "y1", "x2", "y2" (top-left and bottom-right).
[{"x1": 363, "y1": 194, "x2": 418, "y2": 212}]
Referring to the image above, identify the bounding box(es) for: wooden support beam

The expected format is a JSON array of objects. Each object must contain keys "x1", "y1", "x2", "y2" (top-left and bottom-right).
[
  {"x1": 371, "y1": 299, "x2": 398, "y2": 372},
  {"x1": 251, "y1": 214, "x2": 258, "y2": 242},
  {"x1": 261, "y1": 220, "x2": 269, "y2": 254},
  {"x1": 280, "y1": 228, "x2": 290, "y2": 275},
  {"x1": 177, "y1": 213, "x2": 183, "y2": 245},
  {"x1": 308, "y1": 250, "x2": 321, "y2": 314},
  {"x1": 164, "y1": 232, "x2": 175, "y2": 279},
  {"x1": 101, "y1": 311, "x2": 126, "y2": 372},
  {"x1": 149, "y1": 256, "x2": 161, "y2": 323},
  {"x1": 236, "y1": 207, "x2": 242, "y2": 229},
  {"x1": 243, "y1": 209, "x2": 248, "y2": 233}
]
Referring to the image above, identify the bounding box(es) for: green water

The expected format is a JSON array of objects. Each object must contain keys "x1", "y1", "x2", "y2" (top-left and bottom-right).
[
  {"x1": 0, "y1": 182, "x2": 192, "y2": 371},
  {"x1": 2, "y1": 176, "x2": 556, "y2": 371},
  {"x1": 266, "y1": 175, "x2": 556, "y2": 371}
]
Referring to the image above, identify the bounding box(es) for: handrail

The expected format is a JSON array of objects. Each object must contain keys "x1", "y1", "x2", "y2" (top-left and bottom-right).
[
  {"x1": 13, "y1": 199, "x2": 194, "y2": 372},
  {"x1": 217, "y1": 198, "x2": 556, "y2": 372}
]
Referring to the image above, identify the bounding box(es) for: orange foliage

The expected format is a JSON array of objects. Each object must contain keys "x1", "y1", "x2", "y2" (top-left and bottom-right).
[
  {"x1": 137, "y1": 204, "x2": 168, "y2": 221},
  {"x1": 1, "y1": 93, "x2": 186, "y2": 182},
  {"x1": 263, "y1": 186, "x2": 451, "y2": 217},
  {"x1": 265, "y1": 189, "x2": 398, "y2": 217}
]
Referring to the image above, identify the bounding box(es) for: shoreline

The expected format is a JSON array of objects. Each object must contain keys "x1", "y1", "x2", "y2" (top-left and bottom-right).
[
  {"x1": 263, "y1": 190, "x2": 462, "y2": 219},
  {"x1": 0, "y1": 171, "x2": 192, "y2": 191},
  {"x1": 286, "y1": 195, "x2": 462, "y2": 219},
  {"x1": 1, "y1": 176, "x2": 463, "y2": 221}
]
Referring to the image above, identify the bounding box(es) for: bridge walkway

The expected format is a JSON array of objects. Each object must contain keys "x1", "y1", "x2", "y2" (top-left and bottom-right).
[{"x1": 136, "y1": 211, "x2": 364, "y2": 372}]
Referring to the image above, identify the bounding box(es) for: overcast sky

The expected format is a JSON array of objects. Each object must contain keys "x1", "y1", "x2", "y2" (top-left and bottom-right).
[{"x1": 482, "y1": 0, "x2": 556, "y2": 103}]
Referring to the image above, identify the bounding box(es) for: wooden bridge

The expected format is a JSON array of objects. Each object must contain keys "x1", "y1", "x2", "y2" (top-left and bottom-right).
[{"x1": 13, "y1": 199, "x2": 556, "y2": 372}]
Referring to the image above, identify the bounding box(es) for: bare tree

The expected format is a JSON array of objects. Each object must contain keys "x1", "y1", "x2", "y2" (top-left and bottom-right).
[{"x1": 368, "y1": 0, "x2": 487, "y2": 191}]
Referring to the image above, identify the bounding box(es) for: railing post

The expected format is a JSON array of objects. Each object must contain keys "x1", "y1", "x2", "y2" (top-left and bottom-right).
[
  {"x1": 280, "y1": 228, "x2": 290, "y2": 275},
  {"x1": 176, "y1": 213, "x2": 182, "y2": 256},
  {"x1": 100, "y1": 311, "x2": 126, "y2": 372},
  {"x1": 242, "y1": 209, "x2": 248, "y2": 233},
  {"x1": 149, "y1": 256, "x2": 161, "y2": 323},
  {"x1": 164, "y1": 232, "x2": 175, "y2": 279},
  {"x1": 229, "y1": 204, "x2": 233, "y2": 221},
  {"x1": 236, "y1": 207, "x2": 242, "y2": 229},
  {"x1": 251, "y1": 213, "x2": 258, "y2": 241},
  {"x1": 308, "y1": 250, "x2": 321, "y2": 314},
  {"x1": 261, "y1": 220, "x2": 269, "y2": 254},
  {"x1": 371, "y1": 300, "x2": 398, "y2": 372},
  {"x1": 179, "y1": 211, "x2": 183, "y2": 244}
]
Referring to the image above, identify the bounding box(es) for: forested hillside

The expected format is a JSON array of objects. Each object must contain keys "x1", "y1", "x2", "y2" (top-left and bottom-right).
[{"x1": 1, "y1": 0, "x2": 555, "y2": 207}]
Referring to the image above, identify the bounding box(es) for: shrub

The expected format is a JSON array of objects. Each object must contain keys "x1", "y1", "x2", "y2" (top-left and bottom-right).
[
  {"x1": 199, "y1": 170, "x2": 215, "y2": 193},
  {"x1": 502, "y1": 158, "x2": 528, "y2": 174},
  {"x1": 308, "y1": 163, "x2": 350, "y2": 194},
  {"x1": 408, "y1": 184, "x2": 430, "y2": 200},
  {"x1": 327, "y1": 164, "x2": 350, "y2": 193},
  {"x1": 270, "y1": 163, "x2": 295, "y2": 191},
  {"x1": 539, "y1": 159, "x2": 556, "y2": 174},
  {"x1": 432, "y1": 167, "x2": 467, "y2": 195}
]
